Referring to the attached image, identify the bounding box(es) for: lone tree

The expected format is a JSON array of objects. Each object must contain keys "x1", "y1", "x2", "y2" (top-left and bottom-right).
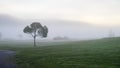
[{"x1": 23, "y1": 22, "x2": 48, "y2": 47}]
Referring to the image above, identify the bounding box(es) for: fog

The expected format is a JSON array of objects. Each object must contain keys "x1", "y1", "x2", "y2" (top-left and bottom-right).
[
  {"x1": 0, "y1": 14, "x2": 120, "y2": 41},
  {"x1": 0, "y1": 0, "x2": 120, "y2": 40}
]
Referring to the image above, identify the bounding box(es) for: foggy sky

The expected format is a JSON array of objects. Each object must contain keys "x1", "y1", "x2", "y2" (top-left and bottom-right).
[
  {"x1": 0, "y1": 14, "x2": 119, "y2": 40},
  {"x1": 0, "y1": 0, "x2": 120, "y2": 40},
  {"x1": 0, "y1": 0, "x2": 120, "y2": 26}
]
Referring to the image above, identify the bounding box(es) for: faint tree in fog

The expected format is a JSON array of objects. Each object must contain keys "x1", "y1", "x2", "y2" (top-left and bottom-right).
[
  {"x1": 18, "y1": 34, "x2": 23, "y2": 39},
  {"x1": 23, "y1": 22, "x2": 48, "y2": 47},
  {"x1": 109, "y1": 29, "x2": 114, "y2": 38}
]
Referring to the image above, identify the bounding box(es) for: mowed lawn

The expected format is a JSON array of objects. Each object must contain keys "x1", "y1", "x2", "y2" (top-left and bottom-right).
[{"x1": 0, "y1": 38, "x2": 120, "y2": 68}]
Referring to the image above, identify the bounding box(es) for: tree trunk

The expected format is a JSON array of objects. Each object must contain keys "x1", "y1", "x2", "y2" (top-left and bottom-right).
[{"x1": 34, "y1": 36, "x2": 36, "y2": 47}]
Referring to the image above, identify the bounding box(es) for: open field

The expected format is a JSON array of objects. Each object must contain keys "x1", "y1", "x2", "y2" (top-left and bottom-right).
[{"x1": 0, "y1": 38, "x2": 120, "y2": 68}]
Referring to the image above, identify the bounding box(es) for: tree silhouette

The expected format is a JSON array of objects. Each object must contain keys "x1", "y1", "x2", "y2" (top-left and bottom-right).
[{"x1": 23, "y1": 22, "x2": 48, "y2": 47}]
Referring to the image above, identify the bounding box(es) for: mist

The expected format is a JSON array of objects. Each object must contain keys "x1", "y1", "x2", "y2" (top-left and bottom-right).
[
  {"x1": 0, "y1": 0, "x2": 120, "y2": 41},
  {"x1": 0, "y1": 0, "x2": 120, "y2": 68},
  {"x1": 0, "y1": 14, "x2": 120, "y2": 41}
]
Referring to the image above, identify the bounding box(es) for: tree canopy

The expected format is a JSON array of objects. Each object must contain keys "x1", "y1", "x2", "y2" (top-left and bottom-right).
[{"x1": 23, "y1": 22, "x2": 48, "y2": 47}]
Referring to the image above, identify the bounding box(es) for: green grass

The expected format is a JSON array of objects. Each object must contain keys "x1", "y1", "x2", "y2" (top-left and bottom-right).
[{"x1": 0, "y1": 37, "x2": 120, "y2": 68}]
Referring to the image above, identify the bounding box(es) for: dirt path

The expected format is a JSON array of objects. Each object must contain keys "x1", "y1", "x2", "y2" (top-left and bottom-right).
[{"x1": 0, "y1": 50, "x2": 16, "y2": 68}]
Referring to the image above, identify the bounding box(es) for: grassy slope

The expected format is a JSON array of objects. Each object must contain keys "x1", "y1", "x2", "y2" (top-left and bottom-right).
[{"x1": 0, "y1": 37, "x2": 120, "y2": 68}]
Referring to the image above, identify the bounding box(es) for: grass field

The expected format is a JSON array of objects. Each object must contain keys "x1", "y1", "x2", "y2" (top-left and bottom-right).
[{"x1": 0, "y1": 37, "x2": 120, "y2": 68}]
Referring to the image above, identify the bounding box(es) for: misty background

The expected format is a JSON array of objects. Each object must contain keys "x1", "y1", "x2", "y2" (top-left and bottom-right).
[{"x1": 0, "y1": 0, "x2": 120, "y2": 40}]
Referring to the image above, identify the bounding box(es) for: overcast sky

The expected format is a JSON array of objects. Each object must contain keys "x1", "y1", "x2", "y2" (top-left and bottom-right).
[
  {"x1": 0, "y1": 0, "x2": 120, "y2": 40},
  {"x1": 0, "y1": 0, "x2": 120, "y2": 26}
]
